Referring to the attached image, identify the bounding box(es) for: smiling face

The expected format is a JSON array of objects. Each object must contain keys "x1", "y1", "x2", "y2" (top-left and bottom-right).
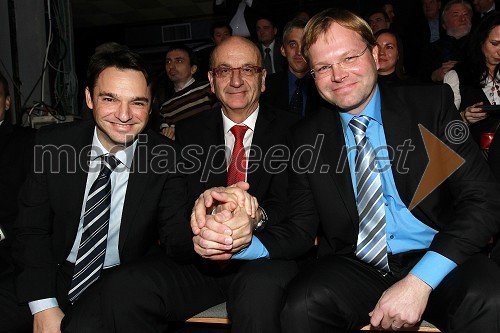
[
  {"x1": 308, "y1": 23, "x2": 379, "y2": 115},
  {"x1": 281, "y1": 27, "x2": 309, "y2": 77},
  {"x1": 86, "y1": 67, "x2": 151, "y2": 151},
  {"x1": 376, "y1": 32, "x2": 399, "y2": 75},
  {"x1": 482, "y1": 25, "x2": 500, "y2": 75},
  {"x1": 209, "y1": 37, "x2": 266, "y2": 122}
]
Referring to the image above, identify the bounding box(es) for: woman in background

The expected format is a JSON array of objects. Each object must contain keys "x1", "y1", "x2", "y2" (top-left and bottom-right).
[
  {"x1": 375, "y1": 29, "x2": 408, "y2": 83},
  {"x1": 444, "y1": 12, "x2": 500, "y2": 144}
]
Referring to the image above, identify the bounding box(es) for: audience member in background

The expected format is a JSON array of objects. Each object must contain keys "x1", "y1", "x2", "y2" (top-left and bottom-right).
[
  {"x1": 367, "y1": 9, "x2": 391, "y2": 34},
  {"x1": 383, "y1": 1, "x2": 396, "y2": 24},
  {"x1": 422, "y1": 0, "x2": 443, "y2": 43},
  {"x1": 159, "y1": 44, "x2": 217, "y2": 140},
  {"x1": 0, "y1": 72, "x2": 34, "y2": 277},
  {"x1": 261, "y1": 19, "x2": 321, "y2": 117},
  {"x1": 421, "y1": 0, "x2": 473, "y2": 82},
  {"x1": 473, "y1": 0, "x2": 497, "y2": 27},
  {"x1": 444, "y1": 11, "x2": 500, "y2": 145},
  {"x1": 375, "y1": 29, "x2": 408, "y2": 83},
  {"x1": 98, "y1": 36, "x2": 297, "y2": 333},
  {"x1": 213, "y1": 0, "x2": 265, "y2": 40},
  {"x1": 196, "y1": 21, "x2": 233, "y2": 85},
  {"x1": 256, "y1": 17, "x2": 285, "y2": 74},
  {"x1": 0, "y1": 46, "x2": 191, "y2": 332},
  {"x1": 294, "y1": 10, "x2": 311, "y2": 22}
]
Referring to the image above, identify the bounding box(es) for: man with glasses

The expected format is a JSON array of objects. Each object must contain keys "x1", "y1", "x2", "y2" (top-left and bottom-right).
[
  {"x1": 193, "y1": 7, "x2": 500, "y2": 333},
  {"x1": 276, "y1": 8, "x2": 500, "y2": 332},
  {"x1": 98, "y1": 36, "x2": 298, "y2": 333}
]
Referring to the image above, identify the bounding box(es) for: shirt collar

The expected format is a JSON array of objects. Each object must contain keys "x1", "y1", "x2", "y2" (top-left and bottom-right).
[
  {"x1": 262, "y1": 40, "x2": 276, "y2": 53},
  {"x1": 175, "y1": 77, "x2": 196, "y2": 92},
  {"x1": 0, "y1": 120, "x2": 3, "y2": 127},
  {"x1": 338, "y1": 85, "x2": 382, "y2": 127},
  {"x1": 222, "y1": 105, "x2": 259, "y2": 134},
  {"x1": 90, "y1": 127, "x2": 137, "y2": 169}
]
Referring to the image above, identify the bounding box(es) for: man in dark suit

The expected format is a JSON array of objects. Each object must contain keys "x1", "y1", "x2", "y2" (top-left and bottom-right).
[
  {"x1": 0, "y1": 46, "x2": 191, "y2": 332},
  {"x1": 256, "y1": 17, "x2": 285, "y2": 74},
  {"x1": 261, "y1": 18, "x2": 321, "y2": 117},
  {"x1": 97, "y1": 36, "x2": 297, "y2": 333},
  {"x1": 195, "y1": 8, "x2": 500, "y2": 333},
  {"x1": 0, "y1": 72, "x2": 34, "y2": 277}
]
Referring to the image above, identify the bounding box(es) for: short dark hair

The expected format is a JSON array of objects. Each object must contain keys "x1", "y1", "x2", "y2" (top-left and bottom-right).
[
  {"x1": 210, "y1": 21, "x2": 233, "y2": 37},
  {"x1": 368, "y1": 9, "x2": 390, "y2": 23},
  {"x1": 0, "y1": 71, "x2": 10, "y2": 97},
  {"x1": 374, "y1": 28, "x2": 407, "y2": 79},
  {"x1": 87, "y1": 44, "x2": 150, "y2": 97},
  {"x1": 166, "y1": 43, "x2": 198, "y2": 67}
]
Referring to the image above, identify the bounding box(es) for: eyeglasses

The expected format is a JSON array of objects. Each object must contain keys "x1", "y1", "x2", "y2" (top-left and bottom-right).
[
  {"x1": 310, "y1": 46, "x2": 369, "y2": 80},
  {"x1": 211, "y1": 65, "x2": 264, "y2": 78}
]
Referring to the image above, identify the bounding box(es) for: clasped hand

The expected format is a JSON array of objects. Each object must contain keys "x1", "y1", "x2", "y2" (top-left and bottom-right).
[{"x1": 191, "y1": 182, "x2": 260, "y2": 260}]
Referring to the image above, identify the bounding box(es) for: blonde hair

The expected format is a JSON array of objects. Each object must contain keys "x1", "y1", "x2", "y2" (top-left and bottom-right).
[{"x1": 302, "y1": 8, "x2": 376, "y2": 62}]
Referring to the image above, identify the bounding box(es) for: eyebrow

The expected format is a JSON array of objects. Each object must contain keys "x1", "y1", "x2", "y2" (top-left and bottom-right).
[{"x1": 98, "y1": 91, "x2": 150, "y2": 103}]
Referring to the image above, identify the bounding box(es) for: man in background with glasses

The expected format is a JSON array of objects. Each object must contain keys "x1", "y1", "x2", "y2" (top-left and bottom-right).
[{"x1": 98, "y1": 36, "x2": 298, "y2": 333}]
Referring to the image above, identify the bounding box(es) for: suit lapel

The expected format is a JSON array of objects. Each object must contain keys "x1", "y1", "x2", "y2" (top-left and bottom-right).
[
  {"x1": 247, "y1": 107, "x2": 274, "y2": 193},
  {"x1": 118, "y1": 134, "x2": 151, "y2": 251},
  {"x1": 319, "y1": 109, "x2": 359, "y2": 226},
  {"x1": 204, "y1": 111, "x2": 227, "y2": 187},
  {"x1": 379, "y1": 85, "x2": 415, "y2": 205}
]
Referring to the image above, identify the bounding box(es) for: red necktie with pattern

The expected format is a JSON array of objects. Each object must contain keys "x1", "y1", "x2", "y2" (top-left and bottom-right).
[{"x1": 227, "y1": 125, "x2": 249, "y2": 185}]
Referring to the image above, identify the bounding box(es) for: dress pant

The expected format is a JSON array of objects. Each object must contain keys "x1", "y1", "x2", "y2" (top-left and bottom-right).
[
  {"x1": 281, "y1": 253, "x2": 500, "y2": 333},
  {"x1": 0, "y1": 262, "x2": 113, "y2": 333},
  {"x1": 100, "y1": 253, "x2": 298, "y2": 333}
]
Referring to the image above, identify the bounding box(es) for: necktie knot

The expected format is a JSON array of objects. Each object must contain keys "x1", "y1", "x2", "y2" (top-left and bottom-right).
[
  {"x1": 295, "y1": 78, "x2": 303, "y2": 88},
  {"x1": 230, "y1": 125, "x2": 248, "y2": 142},
  {"x1": 102, "y1": 154, "x2": 120, "y2": 171},
  {"x1": 349, "y1": 116, "x2": 370, "y2": 138},
  {"x1": 265, "y1": 47, "x2": 271, "y2": 55}
]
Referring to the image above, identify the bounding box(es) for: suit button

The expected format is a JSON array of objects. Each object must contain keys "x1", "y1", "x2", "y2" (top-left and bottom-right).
[{"x1": 389, "y1": 235, "x2": 394, "y2": 239}]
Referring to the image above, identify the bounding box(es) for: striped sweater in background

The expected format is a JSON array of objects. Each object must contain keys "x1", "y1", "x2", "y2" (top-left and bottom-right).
[{"x1": 159, "y1": 79, "x2": 218, "y2": 129}]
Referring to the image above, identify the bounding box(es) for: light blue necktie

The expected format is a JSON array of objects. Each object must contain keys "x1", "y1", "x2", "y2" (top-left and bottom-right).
[{"x1": 349, "y1": 116, "x2": 390, "y2": 272}]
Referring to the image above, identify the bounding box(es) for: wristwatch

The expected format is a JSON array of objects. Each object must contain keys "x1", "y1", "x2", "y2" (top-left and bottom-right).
[{"x1": 253, "y1": 207, "x2": 268, "y2": 232}]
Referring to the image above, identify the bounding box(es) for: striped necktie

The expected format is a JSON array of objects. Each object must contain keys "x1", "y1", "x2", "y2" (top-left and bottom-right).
[
  {"x1": 349, "y1": 116, "x2": 390, "y2": 272},
  {"x1": 68, "y1": 154, "x2": 120, "y2": 302}
]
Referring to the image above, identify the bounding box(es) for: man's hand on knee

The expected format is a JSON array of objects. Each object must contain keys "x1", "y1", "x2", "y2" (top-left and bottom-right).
[
  {"x1": 33, "y1": 307, "x2": 64, "y2": 333},
  {"x1": 369, "y1": 274, "x2": 432, "y2": 330}
]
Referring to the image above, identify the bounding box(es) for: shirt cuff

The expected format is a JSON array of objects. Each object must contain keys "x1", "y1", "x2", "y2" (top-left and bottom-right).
[
  {"x1": 29, "y1": 298, "x2": 59, "y2": 315},
  {"x1": 232, "y1": 235, "x2": 269, "y2": 260},
  {"x1": 409, "y1": 251, "x2": 457, "y2": 289}
]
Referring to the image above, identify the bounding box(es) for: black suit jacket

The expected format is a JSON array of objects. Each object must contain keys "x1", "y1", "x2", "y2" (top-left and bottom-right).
[
  {"x1": 13, "y1": 120, "x2": 192, "y2": 303},
  {"x1": 258, "y1": 84, "x2": 500, "y2": 267},
  {"x1": 175, "y1": 106, "x2": 298, "y2": 225},
  {"x1": 261, "y1": 71, "x2": 321, "y2": 117},
  {"x1": 0, "y1": 122, "x2": 34, "y2": 244}
]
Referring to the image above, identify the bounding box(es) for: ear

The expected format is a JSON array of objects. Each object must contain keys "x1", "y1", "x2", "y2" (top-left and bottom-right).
[
  {"x1": 191, "y1": 65, "x2": 198, "y2": 75},
  {"x1": 85, "y1": 87, "x2": 94, "y2": 110},
  {"x1": 260, "y1": 70, "x2": 266, "y2": 93},
  {"x1": 5, "y1": 95, "x2": 10, "y2": 111},
  {"x1": 280, "y1": 45, "x2": 286, "y2": 57},
  {"x1": 372, "y1": 45, "x2": 380, "y2": 70},
  {"x1": 208, "y1": 71, "x2": 216, "y2": 94}
]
